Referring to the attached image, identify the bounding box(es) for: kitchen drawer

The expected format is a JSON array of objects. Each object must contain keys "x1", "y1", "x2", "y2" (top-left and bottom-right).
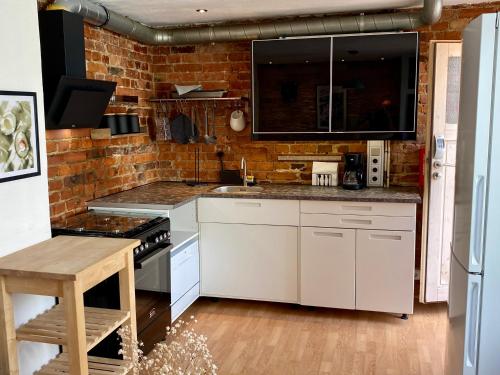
[
  {"x1": 198, "y1": 198, "x2": 299, "y2": 226},
  {"x1": 300, "y1": 200, "x2": 416, "y2": 217},
  {"x1": 172, "y1": 283, "x2": 200, "y2": 322},
  {"x1": 300, "y1": 213, "x2": 416, "y2": 231},
  {"x1": 171, "y1": 238, "x2": 199, "y2": 305}
]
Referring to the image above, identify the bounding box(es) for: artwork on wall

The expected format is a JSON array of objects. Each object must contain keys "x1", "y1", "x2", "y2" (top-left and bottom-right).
[{"x1": 0, "y1": 91, "x2": 40, "y2": 183}]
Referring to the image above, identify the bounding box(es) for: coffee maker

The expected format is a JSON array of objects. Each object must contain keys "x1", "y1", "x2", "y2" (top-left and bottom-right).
[{"x1": 342, "y1": 153, "x2": 365, "y2": 190}]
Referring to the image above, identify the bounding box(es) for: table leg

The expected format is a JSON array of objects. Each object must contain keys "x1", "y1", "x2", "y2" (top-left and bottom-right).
[
  {"x1": 0, "y1": 276, "x2": 18, "y2": 375},
  {"x1": 63, "y1": 280, "x2": 88, "y2": 374},
  {"x1": 119, "y1": 251, "x2": 137, "y2": 366}
]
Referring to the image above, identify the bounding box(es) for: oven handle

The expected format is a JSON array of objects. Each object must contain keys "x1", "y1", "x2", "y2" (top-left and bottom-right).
[{"x1": 135, "y1": 244, "x2": 173, "y2": 269}]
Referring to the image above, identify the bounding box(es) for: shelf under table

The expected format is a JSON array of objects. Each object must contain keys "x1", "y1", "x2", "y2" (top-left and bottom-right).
[
  {"x1": 16, "y1": 303, "x2": 130, "y2": 351},
  {"x1": 35, "y1": 353, "x2": 132, "y2": 375}
]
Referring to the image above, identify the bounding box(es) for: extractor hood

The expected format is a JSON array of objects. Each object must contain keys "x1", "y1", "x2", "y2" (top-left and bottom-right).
[{"x1": 38, "y1": 10, "x2": 116, "y2": 129}]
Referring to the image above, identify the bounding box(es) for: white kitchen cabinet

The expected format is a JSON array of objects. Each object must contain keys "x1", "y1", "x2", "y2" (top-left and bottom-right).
[
  {"x1": 300, "y1": 227, "x2": 355, "y2": 309},
  {"x1": 200, "y1": 223, "x2": 298, "y2": 302},
  {"x1": 356, "y1": 229, "x2": 415, "y2": 314}
]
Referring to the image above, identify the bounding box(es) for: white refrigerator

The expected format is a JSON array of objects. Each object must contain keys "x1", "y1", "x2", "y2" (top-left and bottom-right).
[{"x1": 446, "y1": 13, "x2": 500, "y2": 375}]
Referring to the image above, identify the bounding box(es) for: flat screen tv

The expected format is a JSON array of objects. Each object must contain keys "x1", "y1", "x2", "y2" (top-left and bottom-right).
[{"x1": 252, "y1": 32, "x2": 419, "y2": 140}]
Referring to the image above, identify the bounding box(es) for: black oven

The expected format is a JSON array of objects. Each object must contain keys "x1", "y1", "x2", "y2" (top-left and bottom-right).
[{"x1": 52, "y1": 211, "x2": 173, "y2": 357}]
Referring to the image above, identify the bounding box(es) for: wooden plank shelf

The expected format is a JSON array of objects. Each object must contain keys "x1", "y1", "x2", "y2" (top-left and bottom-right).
[
  {"x1": 16, "y1": 304, "x2": 130, "y2": 351},
  {"x1": 150, "y1": 96, "x2": 248, "y2": 102},
  {"x1": 35, "y1": 353, "x2": 131, "y2": 375}
]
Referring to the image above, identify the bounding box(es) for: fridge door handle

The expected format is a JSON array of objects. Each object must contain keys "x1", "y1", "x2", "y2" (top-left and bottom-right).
[
  {"x1": 472, "y1": 175, "x2": 486, "y2": 267},
  {"x1": 464, "y1": 277, "x2": 481, "y2": 369}
]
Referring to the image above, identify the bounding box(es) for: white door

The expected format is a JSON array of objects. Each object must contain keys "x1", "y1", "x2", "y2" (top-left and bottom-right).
[
  {"x1": 356, "y1": 229, "x2": 415, "y2": 314},
  {"x1": 199, "y1": 223, "x2": 298, "y2": 302},
  {"x1": 300, "y1": 227, "x2": 355, "y2": 309},
  {"x1": 421, "y1": 42, "x2": 462, "y2": 303}
]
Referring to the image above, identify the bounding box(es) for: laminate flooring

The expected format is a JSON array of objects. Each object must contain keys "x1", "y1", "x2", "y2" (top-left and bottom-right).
[{"x1": 184, "y1": 298, "x2": 448, "y2": 375}]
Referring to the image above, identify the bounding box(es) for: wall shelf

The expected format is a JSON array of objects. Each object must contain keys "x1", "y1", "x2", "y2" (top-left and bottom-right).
[
  {"x1": 150, "y1": 96, "x2": 248, "y2": 103},
  {"x1": 109, "y1": 95, "x2": 139, "y2": 105}
]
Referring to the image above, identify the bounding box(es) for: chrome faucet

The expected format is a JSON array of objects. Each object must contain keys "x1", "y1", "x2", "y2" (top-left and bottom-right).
[{"x1": 240, "y1": 157, "x2": 247, "y2": 187}]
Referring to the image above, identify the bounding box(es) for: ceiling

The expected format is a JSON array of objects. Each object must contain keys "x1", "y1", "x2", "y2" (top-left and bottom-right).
[{"x1": 99, "y1": 0, "x2": 488, "y2": 27}]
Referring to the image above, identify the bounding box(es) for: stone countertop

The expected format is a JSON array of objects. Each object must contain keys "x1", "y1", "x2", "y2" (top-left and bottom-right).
[{"x1": 88, "y1": 181, "x2": 421, "y2": 211}]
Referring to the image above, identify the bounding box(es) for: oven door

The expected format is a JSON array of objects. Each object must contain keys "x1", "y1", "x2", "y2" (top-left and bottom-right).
[
  {"x1": 135, "y1": 244, "x2": 172, "y2": 293},
  {"x1": 134, "y1": 244, "x2": 173, "y2": 354}
]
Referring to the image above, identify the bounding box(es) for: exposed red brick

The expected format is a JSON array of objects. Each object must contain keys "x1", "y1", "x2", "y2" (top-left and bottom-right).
[{"x1": 37, "y1": 0, "x2": 500, "y2": 221}]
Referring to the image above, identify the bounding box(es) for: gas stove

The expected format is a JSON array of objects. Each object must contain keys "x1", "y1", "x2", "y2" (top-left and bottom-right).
[
  {"x1": 51, "y1": 210, "x2": 171, "y2": 264},
  {"x1": 52, "y1": 210, "x2": 174, "y2": 357}
]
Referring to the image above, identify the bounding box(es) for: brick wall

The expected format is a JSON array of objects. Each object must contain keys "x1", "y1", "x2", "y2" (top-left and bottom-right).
[
  {"x1": 151, "y1": 2, "x2": 500, "y2": 187},
  {"x1": 42, "y1": 16, "x2": 161, "y2": 219},
  {"x1": 38, "y1": 1, "x2": 500, "y2": 220}
]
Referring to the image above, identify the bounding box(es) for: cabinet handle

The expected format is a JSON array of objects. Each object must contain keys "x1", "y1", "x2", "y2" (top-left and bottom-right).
[
  {"x1": 369, "y1": 234, "x2": 402, "y2": 241},
  {"x1": 234, "y1": 201, "x2": 262, "y2": 208},
  {"x1": 341, "y1": 218, "x2": 372, "y2": 225},
  {"x1": 341, "y1": 205, "x2": 372, "y2": 212},
  {"x1": 313, "y1": 231, "x2": 343, "y2": 238}
]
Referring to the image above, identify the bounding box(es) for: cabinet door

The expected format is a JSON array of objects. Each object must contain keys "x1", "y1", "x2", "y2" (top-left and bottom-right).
[
  {"x1": 200, "y1": 223, "x2": 298, "y2": 302},
  {"x1": 300, "y1": 227, "x2": 355, "y2": 309},
  {"x1": 356, "y1": 230, "x2": 415, "y2": 314}
]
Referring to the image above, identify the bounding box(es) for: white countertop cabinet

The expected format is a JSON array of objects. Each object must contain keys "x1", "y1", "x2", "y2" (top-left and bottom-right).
[
  {"x1": 198, "y1": 197, "x2": 417, "y2": 316},
  {"x1": 300, "y1": 227, "x2": 356, "y2": 309},
  {"x1": 198, "y1": 198, "x2": 299, "y2": 302}
]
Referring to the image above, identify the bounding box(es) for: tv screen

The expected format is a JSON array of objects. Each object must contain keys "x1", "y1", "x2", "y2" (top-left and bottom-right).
[{"x1": 252, "y1": 32, "x2": 419, "y2": 140}]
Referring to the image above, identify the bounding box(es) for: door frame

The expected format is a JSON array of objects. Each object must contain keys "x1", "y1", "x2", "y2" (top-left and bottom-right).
[{"x1": 420, "y1": 40, "x2": 462, "y2": 304}]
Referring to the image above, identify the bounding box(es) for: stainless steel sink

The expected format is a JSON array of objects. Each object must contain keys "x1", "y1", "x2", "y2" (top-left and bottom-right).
[{"x1": 212, "y1": 186, "x2": 264, "y2": 194}]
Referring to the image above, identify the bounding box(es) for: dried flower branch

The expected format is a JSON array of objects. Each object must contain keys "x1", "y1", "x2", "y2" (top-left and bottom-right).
[{"x1": 118, "y1": 316, "x2": 217, "y2": 375}]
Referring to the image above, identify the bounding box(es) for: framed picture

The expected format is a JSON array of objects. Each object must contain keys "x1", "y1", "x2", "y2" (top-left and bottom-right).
[{"x1": 0, "y1": 91, "x2": 40, "y2": 183}]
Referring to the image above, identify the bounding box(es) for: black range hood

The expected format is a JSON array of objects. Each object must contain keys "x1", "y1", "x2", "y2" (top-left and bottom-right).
[{"x1": 38, "y1": 10, "x2": 116, "y2": 129}]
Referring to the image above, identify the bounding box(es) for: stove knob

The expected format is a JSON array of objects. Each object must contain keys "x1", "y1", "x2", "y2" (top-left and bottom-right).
[
  {"x1": 167, "y1": 231, "x2": 171, "y2": 239},
  {"x1": 134, "y1": 248, "x2": 140, "y2": 255},
  {"x1": 155, "y1": 237, "x2": 160, "y2": 243},
  {"x1": 161, "y1": 233, "x2": 167, "y2": 240},
  {"x1": 139, "y1": 244, "x2": 145, "y2": 251},
  {"x1": 144, "y1": 242, "x2": 149, "y2": 249}
]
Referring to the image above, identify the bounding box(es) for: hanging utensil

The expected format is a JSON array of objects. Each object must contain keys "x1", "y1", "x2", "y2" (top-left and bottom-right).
[
  {"x1": 202, "y1": 103, "x2": 211, "y2": 144},
  {"x1": 171, "y1": 104, "x2": 190, "y2": 144},
  {"x1": 189, "y1": 105, "x2": 198, "y2": 144},
  {"x1": 205, "y1": 102, "x2": 216, "y2": 144},
  {"x1": 211, "y1": 102, "x2": 217, "y2": 142}
]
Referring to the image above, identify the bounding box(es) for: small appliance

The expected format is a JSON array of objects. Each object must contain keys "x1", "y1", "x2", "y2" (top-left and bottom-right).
[{"x1": 342, "y1": 153, "x2": 365, "y2": 190}]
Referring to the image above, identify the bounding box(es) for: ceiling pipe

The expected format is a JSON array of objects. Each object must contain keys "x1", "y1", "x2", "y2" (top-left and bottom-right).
[{"x1": 48, "y1": 0, "x2": 442, "y2": 45}]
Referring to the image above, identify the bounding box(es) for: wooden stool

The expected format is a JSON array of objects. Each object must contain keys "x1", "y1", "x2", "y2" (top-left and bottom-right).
[{"x1": 0, "y1": 236, "x2": 140, "y2": 374}]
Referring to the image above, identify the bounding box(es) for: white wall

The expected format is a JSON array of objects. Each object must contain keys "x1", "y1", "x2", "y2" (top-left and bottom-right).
[{"x1": 0, "y1": 0, "x2": 59, "y2": 373}]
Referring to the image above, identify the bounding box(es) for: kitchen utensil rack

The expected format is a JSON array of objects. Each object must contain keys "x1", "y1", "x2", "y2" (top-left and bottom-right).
[{"x1": 0, "y1": 236, "x2": 140, "y2": 375}]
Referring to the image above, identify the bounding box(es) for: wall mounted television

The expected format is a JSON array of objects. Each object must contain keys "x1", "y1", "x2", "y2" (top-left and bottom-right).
[{"x1": 252, "y1": 32, "x2": 419, "y2": 140}]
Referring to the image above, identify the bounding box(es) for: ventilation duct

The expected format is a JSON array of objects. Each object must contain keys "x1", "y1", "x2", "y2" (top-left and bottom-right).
[{"x1": 49, "y1": 0, "x2": 442, "y2": 45}]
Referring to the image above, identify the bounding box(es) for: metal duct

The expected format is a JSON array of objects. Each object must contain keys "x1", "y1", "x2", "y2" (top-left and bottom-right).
[{"x1": 49, "y1": 0, "x2": 442, "y2": 45}]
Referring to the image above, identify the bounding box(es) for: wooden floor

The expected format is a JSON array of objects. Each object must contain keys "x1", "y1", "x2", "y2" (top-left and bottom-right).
[{"x1": 184, "y1": 298, "x2": 448, "y2": 375}]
